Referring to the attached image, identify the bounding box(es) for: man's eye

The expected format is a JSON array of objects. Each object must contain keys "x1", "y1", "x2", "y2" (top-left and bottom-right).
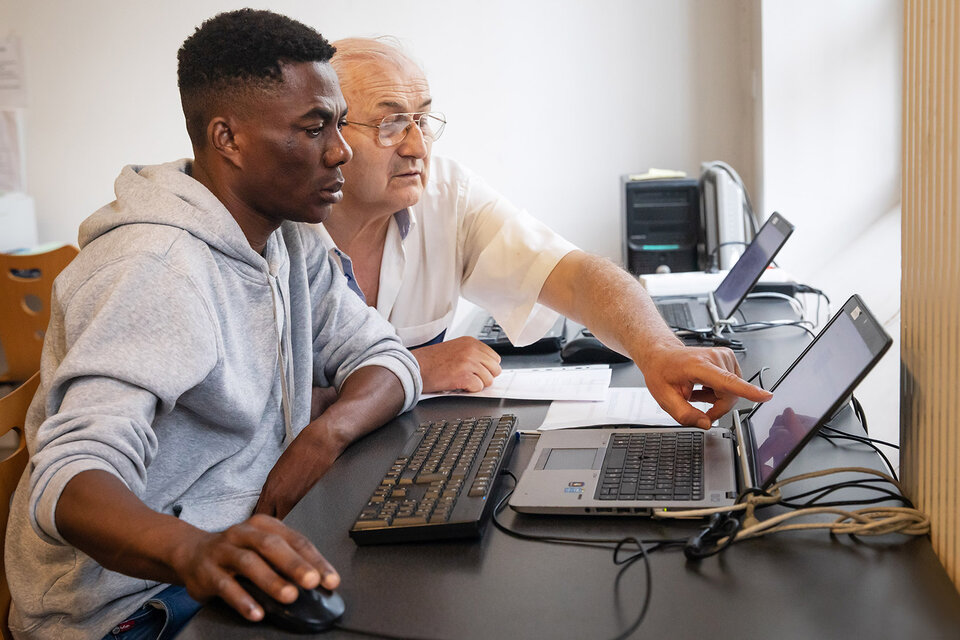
[
  {"x1": 338, "y1": 120, "x2": 348, "y2": 131},
  {"x1": 306, "y1": 126, "x2": 323, "y2": 137}
]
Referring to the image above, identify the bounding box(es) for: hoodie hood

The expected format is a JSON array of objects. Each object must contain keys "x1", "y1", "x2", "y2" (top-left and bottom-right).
[{"x1": 78, "y1": 159, "x2": 262, "y2": 266}]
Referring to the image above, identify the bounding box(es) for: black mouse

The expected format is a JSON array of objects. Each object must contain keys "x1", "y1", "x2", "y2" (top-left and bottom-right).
[
  {"x1": 560, "y1": 330, "x2": 631, "y2": 364},
  {"x1": 236, "y1": 576, "x2": 345, "y2": 633}
]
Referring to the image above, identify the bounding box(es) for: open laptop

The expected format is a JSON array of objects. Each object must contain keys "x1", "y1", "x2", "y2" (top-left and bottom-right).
[
  {"x1": 510, "y1": 294, "x2": 891, "y2": 515},
  {"x1": 655, "y1": 212, "x2": 795, "y2": 331}
]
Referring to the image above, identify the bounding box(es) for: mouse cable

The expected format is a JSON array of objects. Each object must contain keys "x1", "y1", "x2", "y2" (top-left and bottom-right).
[
  {"x1": 671, "y1": 329, "x2": 745, "y2": 351},
  {"x1": 333, "y1": 622, "x2": 443, "y2": 640}
]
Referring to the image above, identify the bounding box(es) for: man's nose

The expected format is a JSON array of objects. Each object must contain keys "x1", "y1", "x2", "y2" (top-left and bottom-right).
[
  {"x1": 325, "y1": 129, "x2": 353, "y2": 167},
  {"x1": 397, "y1": 122, "x2": 429, "y2": 158}
]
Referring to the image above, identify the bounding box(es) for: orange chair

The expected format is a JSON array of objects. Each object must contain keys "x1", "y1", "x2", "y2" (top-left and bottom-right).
[
  {"x1": 0, "y1": 245, "x2": 78, "y2": 383},
  {"x1": 0, "y1": 371, "x2": 39, "y2": 640}
]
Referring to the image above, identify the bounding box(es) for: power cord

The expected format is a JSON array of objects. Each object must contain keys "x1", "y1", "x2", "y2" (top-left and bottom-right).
[{"x1": 653, "y1": 467, "x2": 929, "y2": 560}]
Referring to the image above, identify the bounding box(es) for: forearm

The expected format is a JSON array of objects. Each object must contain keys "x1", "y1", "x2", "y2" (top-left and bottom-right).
[
  {"x1": 55, "y1": 469, "x2": 205, "y2": 584},
  {"x1": 540, "y1": 251, "x2": 681, "y2": 366},
  {"x1": 302, "y1": 366, "x2": 405, "y2": 460}
]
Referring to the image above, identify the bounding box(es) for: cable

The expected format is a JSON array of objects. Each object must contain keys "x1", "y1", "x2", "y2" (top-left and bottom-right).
[
  {"x1": 492, "y1": 471, "x2": 688, "y2": 639},
  {"x1": 652, "y1": 468, "x2": 929, "y2": 558},
  {"x1": 744, "y1": 291, "x2": 806, "y2": 319},
  {"x1": 731, "y1": 320, "x2": 817, "y2": 339},
  {"x1": 746, "y1": 366, "x2": 770, "y2": 390}
]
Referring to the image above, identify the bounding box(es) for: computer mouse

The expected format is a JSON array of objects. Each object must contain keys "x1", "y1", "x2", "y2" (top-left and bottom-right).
[
  {"x1": 236, "y1": 576, "x2": 345, "y2": 633},
  {"x1": 560, "y1": 331, "x2": 631, "y2": 364}
]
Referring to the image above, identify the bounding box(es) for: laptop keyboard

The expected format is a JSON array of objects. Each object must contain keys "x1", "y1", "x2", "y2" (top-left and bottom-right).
[
  {"x1": 349, "y1": 415, "x2": 516, "y2": 544},
  {"x1": 656, "y1": 302, "x2": 696, "y2": 329},
  {"x1": 596, "y1": 431, "x2": 704, "y2": 501}
]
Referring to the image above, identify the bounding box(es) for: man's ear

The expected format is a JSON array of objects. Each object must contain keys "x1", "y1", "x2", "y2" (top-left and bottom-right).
[{"x1": 207, "y1": 116, "x2": 243, "y2": 169}]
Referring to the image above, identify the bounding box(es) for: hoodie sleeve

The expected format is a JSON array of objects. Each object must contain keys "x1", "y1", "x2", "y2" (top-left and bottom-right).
[
  {"x1": 300, "y1": 232, "x2": 421, "y2": 412},
  {"x1": 27, "y1": 253, "x2": 220, "y2": 544}
]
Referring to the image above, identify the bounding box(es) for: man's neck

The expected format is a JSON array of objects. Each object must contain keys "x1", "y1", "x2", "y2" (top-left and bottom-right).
[
  {"x1": 191, "y1": 159, "x2": 277, "y2": 254},
  {"x1": 323, "y1": 204, "x2": 396, "y2": 256}
]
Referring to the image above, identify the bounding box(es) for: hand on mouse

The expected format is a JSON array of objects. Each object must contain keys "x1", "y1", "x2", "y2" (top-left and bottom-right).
[
  {"x1": 639, "y1": 341, "x2": 773, "y2": 429},
  {"x1": 411, "y1": 337, "x2": 502, "y2": 393},
  {"x1": 170, "y1": 513, "x2": 339, "y2": 623}
]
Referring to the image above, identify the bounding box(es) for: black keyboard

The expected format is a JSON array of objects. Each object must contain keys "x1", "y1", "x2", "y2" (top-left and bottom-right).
[
  {"x1": 596, "y1": 431, "x2": 704, "y2": 502},
  {"x1": 476, "y1": 315, "x2": 566, "y2": 355},
  {"x1": 656, "y1": 302, "x2": 696, "y2": 329},
  {"x1": 349, "y1": 415, "x2": 517, "y2": 544}
]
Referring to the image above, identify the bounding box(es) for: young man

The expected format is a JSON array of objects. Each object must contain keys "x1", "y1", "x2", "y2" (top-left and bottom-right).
[
  {"x1": 320, "y1": 37, "x2": 770, "y2": 427},
  {"x1": 5, "y1": 11, "x2": 420, "y2": 640}
]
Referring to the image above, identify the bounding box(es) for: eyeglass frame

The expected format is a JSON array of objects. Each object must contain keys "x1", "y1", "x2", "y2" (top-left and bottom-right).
[{"x1": 345, "y1": 111, "x2": 447, "y2": 147}]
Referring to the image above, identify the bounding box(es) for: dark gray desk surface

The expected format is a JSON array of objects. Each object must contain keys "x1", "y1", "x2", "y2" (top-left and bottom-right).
[{"x1": 181, "y1": 299, "x2": 960, "y2": 640}]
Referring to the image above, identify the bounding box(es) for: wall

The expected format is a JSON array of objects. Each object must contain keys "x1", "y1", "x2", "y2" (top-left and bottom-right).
[
  {"x1": 759, "y1": 0, "x2": 902, "y2": 451},
  {"x1": 0, "y1": 0, "x2": 758, "y2": 261}
]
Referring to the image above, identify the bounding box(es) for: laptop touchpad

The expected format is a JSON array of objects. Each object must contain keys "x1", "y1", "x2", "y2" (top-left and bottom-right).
[{"x1": 537, "y1": 447, "x2": 603, "y2": 470}]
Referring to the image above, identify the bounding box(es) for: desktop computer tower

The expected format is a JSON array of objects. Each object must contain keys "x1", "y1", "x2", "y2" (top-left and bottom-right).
[{"x1": 621, "y1": 177, "x2": 702, "y2": 275}]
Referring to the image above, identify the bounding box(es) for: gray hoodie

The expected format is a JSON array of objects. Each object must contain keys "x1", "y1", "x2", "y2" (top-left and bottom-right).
[{"x1": 4, "y1": 159, "x2": 421, "y2": 640}]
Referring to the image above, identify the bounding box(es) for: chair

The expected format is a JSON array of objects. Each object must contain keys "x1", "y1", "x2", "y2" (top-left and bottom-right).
[
  {"x1": 0, "y1": 245, "x2": 78, "y2": 383},
  {"x1": 0, "y1": 371, "x2": 39, "y2": 640}
]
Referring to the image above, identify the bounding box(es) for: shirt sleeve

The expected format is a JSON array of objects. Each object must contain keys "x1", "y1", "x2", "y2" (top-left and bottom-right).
[
  {"x1": 27, "y1": 254, "x2": 220, "y2": 544},
  {"x1": 457, "y1": 167, "x2": 578, "y2": 346}
]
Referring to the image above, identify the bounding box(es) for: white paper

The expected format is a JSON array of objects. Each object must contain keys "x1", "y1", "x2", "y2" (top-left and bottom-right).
[
  {"x1": 420, "y1": 365, "x2": 611, "y2": 402},
  {"x1": 0, "y1": 109, "x2": 23, "y2": 191},
  {"x1": 0, "y1": 36, "x2": 27, "y2": 108},
  {"x1": 538, "y1": 387, "x2": 714, "y2": 430}
]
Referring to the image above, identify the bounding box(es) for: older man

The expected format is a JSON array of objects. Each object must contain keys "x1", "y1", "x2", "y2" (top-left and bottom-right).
[
  {"x1": 5, "y1": 12, "x2": 420, "y2": 640},
  {"x1": 321, "y1": 37, "x2": 769, "y2": 427}
]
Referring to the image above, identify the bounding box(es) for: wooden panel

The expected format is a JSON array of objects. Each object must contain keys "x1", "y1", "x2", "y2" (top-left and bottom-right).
[{"x1": 902, "y1": 0, "x2": 960, "y2": 593}]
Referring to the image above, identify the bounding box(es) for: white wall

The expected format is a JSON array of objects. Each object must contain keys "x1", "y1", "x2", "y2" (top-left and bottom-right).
[
  {"x1": 1, "y1": 0, "x2": 758, "y2": 260},
  {"x1": 759, "y1": 0, "x2": 902, "y2": 453}
]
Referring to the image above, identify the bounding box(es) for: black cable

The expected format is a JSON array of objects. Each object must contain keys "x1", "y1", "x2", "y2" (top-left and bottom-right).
[
  {"x1": 731, "y1": 320, "x2": 817, "y2": 339},
  {"x1": 851, "y1": 395, "x2": 869, "y2": 434},
  {"x1": 746, "y1": 366, "x2": 770, "y2": 390},
  {"x1": 777, "y1": 478, "x2": 912, "y2": 509},
  {"x1": 818, "y1": 430, "x2": 899, "y2": 482},
  {"x1": 492, "y1": 471, "x2": 689, "y2": 640},
  {"x1": 333, "y1": 622, "x2": 442, "y2": 640}
]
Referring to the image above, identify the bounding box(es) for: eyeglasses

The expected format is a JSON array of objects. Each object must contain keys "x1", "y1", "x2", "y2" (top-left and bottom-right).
[{"x1": 346, "y1": 112, "x2": 446, "y2": 147}]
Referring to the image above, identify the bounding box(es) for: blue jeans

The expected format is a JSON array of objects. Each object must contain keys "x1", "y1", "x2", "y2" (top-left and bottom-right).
[{"x1": 102, "y1": 585, "x2": 201, "y2": 640}]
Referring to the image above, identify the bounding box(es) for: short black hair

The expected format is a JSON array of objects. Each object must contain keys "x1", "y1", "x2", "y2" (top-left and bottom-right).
[{"x1": 177, "y1": 8, "x2": 336, "y2": 147}]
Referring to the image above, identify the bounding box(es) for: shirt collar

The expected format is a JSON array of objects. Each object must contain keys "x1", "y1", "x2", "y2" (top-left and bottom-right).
[{"x1": 394, "y1": 208, "x2": 416, "y2": 240}]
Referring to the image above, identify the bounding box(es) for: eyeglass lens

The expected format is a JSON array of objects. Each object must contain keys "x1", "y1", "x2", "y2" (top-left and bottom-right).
[{"x1": 379, "y1": 113, "x2": 445, "y2": 146}]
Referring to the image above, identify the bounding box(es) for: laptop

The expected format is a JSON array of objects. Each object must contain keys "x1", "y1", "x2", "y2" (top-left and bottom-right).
[
  {"x1": 655, "y1": 212, "x2": 795, "y2": 331},
  {"x1": 510, "y1": 294, "x2": 891, "y2": 515}
]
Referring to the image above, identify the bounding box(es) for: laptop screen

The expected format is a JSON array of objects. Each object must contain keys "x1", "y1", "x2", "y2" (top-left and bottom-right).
[
  {"x1": 712, "y1": 213, "x2": 794, "y2": 321},
  {"x1": 745, "y1": 296, "x2": 892, "y2": 488}
]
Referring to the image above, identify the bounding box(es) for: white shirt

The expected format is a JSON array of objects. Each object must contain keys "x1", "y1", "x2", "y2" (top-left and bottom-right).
[{"x1": 313, "y1": 156, "x2": 577, "y2": 348}]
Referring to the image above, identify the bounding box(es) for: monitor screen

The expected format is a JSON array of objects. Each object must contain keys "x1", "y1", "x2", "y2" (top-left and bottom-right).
[
  {"x1": 713, "y1": 213, "x2": 794, "y2": 320},
  {"x1": 746, "y1": 298, "x2": 891, "y2": 487}
]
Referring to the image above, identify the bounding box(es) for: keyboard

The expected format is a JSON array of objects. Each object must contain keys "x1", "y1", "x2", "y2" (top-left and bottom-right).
[
  {"x1": 596, "y1": 431, "x2": 704, "y2": 501},
  {"x1": 349, "y1": 414, "x2": 517, "y2": 544},
  {"x1": 656, "y1": 302, "x2": 696, "y2": 329},
  {"x1": 476, "y1": 315, "x2": 566, "y2": 355}
]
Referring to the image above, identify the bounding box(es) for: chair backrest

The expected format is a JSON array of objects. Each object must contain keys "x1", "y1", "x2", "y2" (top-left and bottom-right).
[
  {"x1": 0, "y1": 245, "x2": 78, "y2": 383},
  {"x1": 0, "y1": 372, "x2": 38, "y2": 640}
]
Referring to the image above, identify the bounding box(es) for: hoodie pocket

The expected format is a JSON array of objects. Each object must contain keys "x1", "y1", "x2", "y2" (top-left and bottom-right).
[{"x1": 172, "y1": 489, "x2": 261, "y2": 532}]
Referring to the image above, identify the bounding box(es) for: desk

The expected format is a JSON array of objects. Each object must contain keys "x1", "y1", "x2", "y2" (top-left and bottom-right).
[{"x1": 181, "y1": 299, "x2": 960, "y2": 639}]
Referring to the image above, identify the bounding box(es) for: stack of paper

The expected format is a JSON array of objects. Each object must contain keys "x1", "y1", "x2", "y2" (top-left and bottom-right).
[
  {"x1": 419, "y1": 365, "x2": 611, "y2": 402},
  {"x1": 539, "y1": 387, "x2": 714, "y2": 430}
]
